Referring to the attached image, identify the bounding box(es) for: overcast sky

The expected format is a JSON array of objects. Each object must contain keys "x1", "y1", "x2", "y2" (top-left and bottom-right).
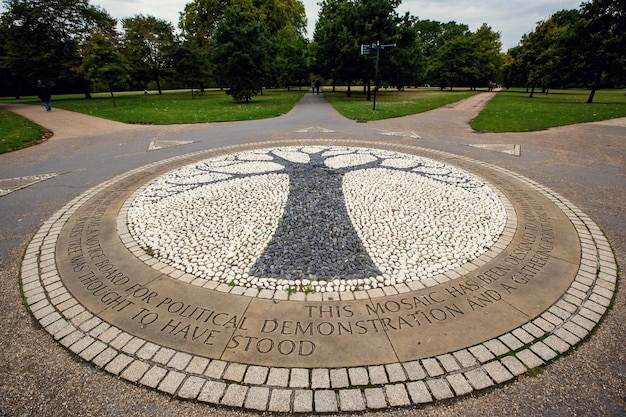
[{"x1": 92, "y1": 0, "x2": 583, "y2": 51}]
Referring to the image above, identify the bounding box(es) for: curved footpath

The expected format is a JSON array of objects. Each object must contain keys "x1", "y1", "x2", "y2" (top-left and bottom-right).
[{"x1": 0, "y1": 93, "x2": 624, "y2": 416}]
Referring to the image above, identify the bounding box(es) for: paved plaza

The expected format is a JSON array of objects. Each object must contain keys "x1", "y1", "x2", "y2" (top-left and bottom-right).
[{"x1": 0, "y1": 93, "x2": 624, "y2": 416}]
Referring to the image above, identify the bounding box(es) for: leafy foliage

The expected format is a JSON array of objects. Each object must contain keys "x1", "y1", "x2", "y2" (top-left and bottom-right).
[
  {"x1": 121, "y1": 15, "x2": 176, "y2": 93},
  {"x1": 1, "y1": 0, "x2": 621, "y2": 101},
  {"x1": 0, "y1": 0, "x2": 115, "y2": 96},
  {"x1": 312, "y1": 0, "x2": 359, "y2": 86},
  {"x1": 503, "y1": 0, "x2": 625, "y2": 101},
  {"x1": 273, "y1": 25, "x2": 310, "y2": 89},
  {"x1": 76, "y1": 31, "x2": 129, "y2": 106},
  {"x1": 170, "y1": 43, "x2": 212, "y2": 96},
  {"x1": 212, "y1": 5, "x2": 272, "y2": 102},
  {"x1": 574, "y1": 0, "x2": 626, "y2": 102}
]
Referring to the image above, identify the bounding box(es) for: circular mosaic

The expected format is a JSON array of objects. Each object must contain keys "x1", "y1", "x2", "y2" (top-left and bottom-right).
[
  {"x1": 21, "y1": 140, "x2": 616, "y2": 413},
  {"x1": 126, "y1": 146, "x2": 507, "y2": 293}
]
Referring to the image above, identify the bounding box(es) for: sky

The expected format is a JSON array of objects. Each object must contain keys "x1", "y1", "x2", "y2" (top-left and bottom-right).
[{"x1": 92, "y1": 0, "x2": 583, "y2": 51}]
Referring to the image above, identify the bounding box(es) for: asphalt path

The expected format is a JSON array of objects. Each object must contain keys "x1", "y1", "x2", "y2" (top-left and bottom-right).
[{"x1": 0, "y1": 92, "x2": 624, "y2": 416}]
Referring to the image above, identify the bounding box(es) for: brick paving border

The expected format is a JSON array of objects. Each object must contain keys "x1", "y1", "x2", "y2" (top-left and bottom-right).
[{"x1": 21, "y1": 140, "x2": 617, "y2": 413}]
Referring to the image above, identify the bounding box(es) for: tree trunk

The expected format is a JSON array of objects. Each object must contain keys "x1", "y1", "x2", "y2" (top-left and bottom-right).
[
  {"x1": 109, "y1": 87, "x2": 117, "y2": 107},
  {"x1": 587, "y1": 88, "x2": 597, "y2": 104},
  {"x1": 586, "y1": 71, "x2": 601, "y2": 104},
  {"x1": 250, "y1": 152, "x2": 381, "y2": 281},
  {"x1": 83, "y1": 81, "x2": 92, "y2": 99},
  {"x1": 155, "y1": 72, "x2": 163, "y2": 95}
]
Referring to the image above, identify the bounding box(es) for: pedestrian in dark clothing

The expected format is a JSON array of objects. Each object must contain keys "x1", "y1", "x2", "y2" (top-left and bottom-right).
[
  {"x1": 314, "y1": 80, "x2": 321, "y2": 95},
  {"x1": 36, "y1": 80, "x2": 52, "y2": 111}
]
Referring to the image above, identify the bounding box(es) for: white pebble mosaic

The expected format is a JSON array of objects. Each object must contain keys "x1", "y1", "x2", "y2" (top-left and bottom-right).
[{"x1": 126, "y1": 146, "x2": 507, "y2": 293}]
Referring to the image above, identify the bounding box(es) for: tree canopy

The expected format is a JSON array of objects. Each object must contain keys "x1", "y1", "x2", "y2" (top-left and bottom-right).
[
  {"x1": 0, "y1": 0, "x2": 623, "y2": 100},
  {"x1": 121, "y1": 15, "x2": 176, "y2": 94},
  {"x1": 0, "y1": 0, "x2": 115, "y2": 96},
  {"x1": 212, "y1": 4, "x2": 272, "y2": 101},
  {"x1": 503, "y1": 0, "x2": 625, "y2": 101},
  {"x1": 77, "y1": 30, "x2": 129, "y2": 106}
]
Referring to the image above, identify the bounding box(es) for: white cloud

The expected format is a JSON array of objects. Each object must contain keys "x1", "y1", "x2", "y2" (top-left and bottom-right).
[
  {"x1": 395, "y1": 0, "x2": 581, "y2": 49},
  {"x1": 90, "y1": 0, "x2": 582, "y2": 50},
  {"x1": 93, "y1": 0, "x2": 184, "y2": 26}
]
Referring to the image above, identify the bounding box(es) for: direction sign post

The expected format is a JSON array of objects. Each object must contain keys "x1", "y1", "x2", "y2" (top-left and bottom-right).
[{"x1": 361, "y1": 41, "x2": 396, "y2": 111}]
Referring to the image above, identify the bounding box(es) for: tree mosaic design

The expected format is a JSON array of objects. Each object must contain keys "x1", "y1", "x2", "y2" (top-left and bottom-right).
[{"x1": 128, "y1": 146, "x2": 505, "y2": 290}]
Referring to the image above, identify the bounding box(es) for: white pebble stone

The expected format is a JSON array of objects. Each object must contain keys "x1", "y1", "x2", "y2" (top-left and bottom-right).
[{"x1": 127, "y1": 146, "x2": 507, "y2": 295}]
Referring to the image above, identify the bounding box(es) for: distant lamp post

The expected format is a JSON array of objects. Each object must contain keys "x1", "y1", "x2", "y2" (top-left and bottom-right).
[{"x1": 361, "y1": 41, "x2": 396, "y2": 111}]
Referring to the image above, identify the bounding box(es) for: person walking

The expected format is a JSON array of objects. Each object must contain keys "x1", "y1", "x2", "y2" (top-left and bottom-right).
[{"x1": 36, "y1": 80, "x2": 52, "y2": 111}]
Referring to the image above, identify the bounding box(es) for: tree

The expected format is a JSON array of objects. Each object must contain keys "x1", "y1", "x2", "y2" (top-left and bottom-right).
[
  {"x1": 180, "y1": 0, "x2": 308, "y2": 95},
  {"x1": 171, "y1": 42, "x2": 212, "y2": 97},
  {"x1": 422, "y1": 21, "x2": 472, "y2": 87},
  {"x1": 0, "y1": 21, "x2": 16, "y2": 97},
  {"x1": 413, "y1": 19, "x2": 445, "y2": 60},
  {"x1": 517, "y1": 18, "x2": 558, "y2": 96},
  {"x1": 121, "y1": 15, "x2": 176, "y2": 94},
  {"x1": 179, "y1": 0, "x2": 231, "y2": 48},
  {"x1": 385, "y1": 14, "x2": 424, "y2": 89},
  {"x1": 179, "y1": 0, "x2": 306, "y2": 44},
  {"x1": 254, "y1": 0, "x2": 307, "y2": 36},
  {"x1": 429, "y1": 27, "x2": 478, "y2": 90},
  {"x1": 506, "y1": 1, "x2": 625, "y2": 99},
  {"x1": 313, "y1": 0, "x2": 408, "y2": 96},
  {"x1": 312, "y1": 0, "x2": 357, "y2": 93},
  {"x1": 572, "y1": 0, "x2": 625, "y2": 103},
  {"x1": 77, "y1": 31, "x2": 129, "y2": 107},
  {"x1": 352, "y1": 0, "x2": 403, "y2": 98},
  {"x1": 212, "y1": 5, "x2": 272, "y2": 102},
  {"x1": 274, "y1": 25, "x2": 310, "y2": 89},
  {"x1": 472, "y1": 24, "x2": 504, "y2": 89},
  {"x1": 502, "y1": 44, "x2": 526, "y2": 88},
  {"x1": 0, "y1": 0, "x2": 116, "y2": 96}
]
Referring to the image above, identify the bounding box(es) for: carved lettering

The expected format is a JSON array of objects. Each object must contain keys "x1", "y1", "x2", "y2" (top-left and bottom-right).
[
  {"x1": 227, "y1": 335, "x2": 316, "y2": 356},
  {"x1": 160, "y1": 319, "x2": 220, "y2": 345}
]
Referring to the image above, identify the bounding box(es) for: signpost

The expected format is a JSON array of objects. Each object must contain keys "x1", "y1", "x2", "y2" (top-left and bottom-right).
[{"x1": 361, "y1": 41, "x2": 396, "y2": 111}]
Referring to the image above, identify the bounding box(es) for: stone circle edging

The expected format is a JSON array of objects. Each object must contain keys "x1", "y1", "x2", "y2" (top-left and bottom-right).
[{"x1": 20, "y1": 140, "x2": 617, "y2": 413}]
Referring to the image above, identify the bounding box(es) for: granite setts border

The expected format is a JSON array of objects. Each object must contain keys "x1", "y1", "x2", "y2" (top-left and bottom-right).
[{"x1": 21, "y1": 140, "x2": 617, "y2": 413}]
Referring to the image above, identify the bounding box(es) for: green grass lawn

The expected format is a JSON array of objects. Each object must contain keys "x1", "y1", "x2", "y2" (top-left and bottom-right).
[
  {"x1": 0, "y1": 108, "x2": 48, "y2": 154},
  {"x1": 472, "y1": 88, "x2": 626, "y2": 132},
  {"x1": 2, "y1": 87, "x2": 625, "y2": 154},
  {"x1": 42, "y1": 88, "x2": 308, "y2": 124},
  {"x1": 323, "y1": 87, "x2": 479, "y2": 121}
]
